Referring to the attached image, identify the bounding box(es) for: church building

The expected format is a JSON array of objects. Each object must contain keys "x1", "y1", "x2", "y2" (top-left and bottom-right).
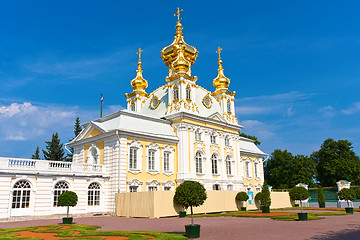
[{"x1": 0, "y1": 8, "x2": 266, "y2": 219}]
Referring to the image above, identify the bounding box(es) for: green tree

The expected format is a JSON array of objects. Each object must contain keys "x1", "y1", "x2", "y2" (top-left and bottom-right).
[
  {"x1": 58, "y1": 191, "x2": 78, "y2": 218},
  {"x1": 317, "y1": 186, "x2": 326, "y2": 207},
  {"x1": 42, "y1": 132, "x2": 65, "y2": 161},
  {"x1": 337, "y1": 188, "x2": 356, "y2": 208},
  {"x1": 264, "y1": 149, "x2": 315, "y2": 189},
  {"x1": 289, "y1": 186, "x2": 309, "y2": 213},
  {"x1": 311, "y1": 138, "x2": 360, "y2": 187},
  {"x1": 173, "y1": 181, "x2": 207, "y2": 225},
  {"x1": 31, "y1": 146, "x2": 41, "y2": 159},
  {"x1": 260, "y1": 182, "x2": 271, "y2": 208},
  {"x1": 239, "y1": 132, "x2": 260, "y2": 146},
  {"x1": 66, "y1": 117, "x2": 83, "y2": 161}
]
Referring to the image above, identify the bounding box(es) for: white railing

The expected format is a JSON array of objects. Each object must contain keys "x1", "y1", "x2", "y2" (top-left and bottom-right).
[{"x1": 1, "y1": 157, "x2": 104, "y2": 175}]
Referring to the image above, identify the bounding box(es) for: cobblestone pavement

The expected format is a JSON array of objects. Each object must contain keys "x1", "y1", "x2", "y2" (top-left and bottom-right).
[{"x1": 1, "y1": 213, "x2": 360, "y2": 239}]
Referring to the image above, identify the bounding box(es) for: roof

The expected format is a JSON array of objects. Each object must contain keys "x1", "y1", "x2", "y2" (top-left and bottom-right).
[{"x1": 239, "y1": 137, "x2": 266, "y2": 157}]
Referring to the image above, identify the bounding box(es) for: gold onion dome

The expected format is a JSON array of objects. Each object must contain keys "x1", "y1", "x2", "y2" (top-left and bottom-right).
[
  {"x1": 213, "y1": 46, "x2": 230, "y2": 89},
  {"x1": 131, "y1": 48, "x2": 148, "y2": 91},
  {"x1": 160, "y1": 8, "x2": 198, "y2": 73}
]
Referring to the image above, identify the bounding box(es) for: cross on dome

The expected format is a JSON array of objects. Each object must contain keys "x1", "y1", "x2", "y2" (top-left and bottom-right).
[
  {"x1": 174, "y1": 7, "x2": 183, "y2": 22},
  {"x1": 137, "y1": 48, "x2": 143, "y2": 59},
  {"x1": 216, "y1": 46, "x2": 223, "y2": 59}
]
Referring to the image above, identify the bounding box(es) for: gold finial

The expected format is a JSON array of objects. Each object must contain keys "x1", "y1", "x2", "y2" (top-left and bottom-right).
[
  {"x1": 174, "y1": 7, "x2": 183, "y2": 22},
  {"x1": 137, "y1": 48, "x2": 143, "y2": 59},
  {"x1": 216, "y1": 46, "x2": 223, "y2": 59}
]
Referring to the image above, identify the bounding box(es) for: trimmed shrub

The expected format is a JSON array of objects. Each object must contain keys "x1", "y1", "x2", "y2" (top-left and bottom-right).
[
  {"x1": 236, "y1": 192, "x2": 249, "y2": 202},
  {"x1": 317, "y1": 186, "x2": 325, "y2": 206},
  {"x1": 260, "y1": 184, "x2": 271, "y2": 208},
  {"x1": 289, "y1": 186, "x2": 309, "y2": 213},
  {"x1": 338, "y1": 188, "x2": 356, "y2": 207},
  {"x1": 58, "y1": 191, "x2": 78, "y2": 217}
]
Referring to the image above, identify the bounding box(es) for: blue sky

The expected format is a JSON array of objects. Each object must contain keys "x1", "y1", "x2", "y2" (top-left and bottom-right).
[{"x1": 1, "y1": 1, "x2": 359, "y2": 158}]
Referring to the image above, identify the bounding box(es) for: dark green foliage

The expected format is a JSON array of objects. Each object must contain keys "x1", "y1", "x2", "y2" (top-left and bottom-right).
[
  {"x1": 255, "y1": 192, "x2": 262, "y2": 201},
  {"x1": 260, "y1": 183, "x2": 271, "y2": 208},
  {"x1": 311, "y1": 138, "x2": 360, "y2": 187},
  {"x1": 338, "y1": 188, "x2": 356, "y2": 202},
  {"x1": 289, "y1": 187, "x2": 309, "y2": 201},
  {"x1": 264, "y1": 149, "x2": 316, "y2": 189},
  {"x1": 239, "y1": 133, "x2": 260, "y2": 146},
  {"x1": 58, "y1": 191, "x2": 78, "y2": 218},
  {"x1": 31, "y1": 146, "x2": 41, "y2": 159},
  {"x1": 42, "y1": 132, "x2": 65, "y2": 161},
  {"x1": 66, "y1": 117, "x2": 83, "y2": 162},
  {"x1": 355, "y1": 188, "x2": 360, "y2": 199},
  {"x1": 236, "y1": 192, "x2": 249, "y2": 202},
  {"x1": 317, "y1": 186, "x2": 326, "y2": 204},
  {"x1": 173, "y1": 181, "x2": 207, "y2": 225},
  {"x1": 173, "y1": 181, "x2": 207, "y2": 209}
]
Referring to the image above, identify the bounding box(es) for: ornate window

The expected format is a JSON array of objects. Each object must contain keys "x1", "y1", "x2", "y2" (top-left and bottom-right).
[
  {"x1": 148, "y1": 150, "x2": 155, "y2": 171},
  {"x1": 210, "y1": 134, "x2": 217, "y2": 145},
  {"x1": 186, "y1": 85, "x2": 191, "y2": 100},
  {"x1": 195, "y1": 151, "x2": 203, "y2": 174},
  {"x1": 88, "y1": 182, "x2": 101, "y2": 206},
  {"x1": 12, "y1": 180, "x2": 31, "y2": 209},
  {"x1": 227, "y1": 100, "x2": 231, "y2": 113},
  {"x1": 226, "y1": 156, "x2": 232, "y2": 175},
  {"x1": 195, "y1": 128, "x2": 202, "y2": 142},
  {"x1": 254, "y1": 161, "x2": 259, "y2": 179},
  {"x1": 225, "y1": 136, "x2": 230, "y2": 146},
  {"x1": 53, "y1": 181, "x2": 69, "y2": 207},
  {"x1": 130, "y1": 186, "x2": 138, "y2": 192},
  {"x1": 147, "y1": 180, "x2": 160, "y2": 191},
  {"x1": 227, "y1": 185, "x2": 233, "y2": 191},
  {"x1": 163, "y1": 151, "x2": 170, "y2": 172},
  {"x1": 202, "y1": 94, "x2": 213, "y2": 108},
  {"x1": 150, "y1": 96, "x2": 160, "y2": 109},
  {"x1": 129, "y1": 148, "x2": 137, "y2": 170},
  {"x1": 128, "y1": 140, "x2": 142, "y2": 173},
  {"x1": 245, "y1": 160, "x2": 252, "y2": 179},
  {"x1": 163, "y1": 181, "x2": 175, "y2": 191},
  {"x1": 131, "y1": 101, "x2": 135, "y2": 111},
  {"x1": 128, "y1": 179, "x2": 142, "y2": 192},
  {"x1": 213, "y1": 184, "x2": 221, "y2": 190},
  {"x1": 211, "y1": 154, "x2": 218, "y2": 175},
  {"x1": 173, "y1": 85, "x2": 179, "y2": 101}
]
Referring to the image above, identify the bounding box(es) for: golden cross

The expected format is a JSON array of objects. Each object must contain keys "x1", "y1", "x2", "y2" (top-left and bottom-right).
[
  {"x1": 174, "y1": 7, "x2": 183, "y2": 21},
  {"x1": 137, "y1": 48, "x2": 143, "y2": 59},
  {"x1": 216, "y1": 46, "x2": 223, "y2": 58}
]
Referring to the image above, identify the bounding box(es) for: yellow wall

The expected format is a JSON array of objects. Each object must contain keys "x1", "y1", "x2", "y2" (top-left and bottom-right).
[
  {"x1": 241, "y1": 154, "x2": 262, "y2": 187},
  {"x1": 83, "y1": 141, "x2": 104, "y2": 164},
  {"x1": 126, "y1": 139, "x2": 178, "y2": 190},
  {"x1": 86, "y1": 128, "x2": 102, "y2": 139}
]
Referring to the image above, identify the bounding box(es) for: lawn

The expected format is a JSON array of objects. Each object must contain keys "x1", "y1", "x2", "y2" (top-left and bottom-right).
[{"x1": 0, "y1": 224, "x2": 188, "y2": 240}]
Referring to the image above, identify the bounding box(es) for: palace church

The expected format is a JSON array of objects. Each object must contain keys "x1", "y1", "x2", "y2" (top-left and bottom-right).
[{"x1": 0, "y1": 9, "x2": 266, "y2": 219}]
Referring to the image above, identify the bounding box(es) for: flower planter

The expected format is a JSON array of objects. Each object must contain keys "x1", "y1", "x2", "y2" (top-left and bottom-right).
[
  {"x1": 240, "y1": 207, "x2": 247, "y2": 211},
  {"x1": 345, "y1": 207, "x2": 354, "y2": 214},
  {"x1": 179, "y1": 211, "x2": 187, "y2": 218},
  {"x1": 185, "y1": 224, "x2": 200, "y2": 238},
  {"x1": 319, "y1": 203, "x2": 325, "y2": 208},
  {"x1": 297, "y1": 213, "x2": 308, "y2": 221},
  {"x1": 62, "y1": 217, "x2": 73, "y2": 224},
  {"x1": 262, "y1": 207, "x2": 270, "y2": 213}
]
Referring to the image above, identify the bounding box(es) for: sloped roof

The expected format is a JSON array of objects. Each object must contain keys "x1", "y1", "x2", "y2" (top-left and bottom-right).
[{"x1": 239, "y1": 137, "x2": 266, "y2": 157}]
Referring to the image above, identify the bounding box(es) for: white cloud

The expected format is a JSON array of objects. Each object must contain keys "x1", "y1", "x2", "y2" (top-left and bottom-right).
[
  {"x1": 0, "y1": 102, "x2": 76, "y2": 141},
  {"x1": 319, "y1": 105, "x2": 335, "y2": 117},
  {"x1": 239, "y1": 120, "x2": 275, "y2": 139},
  {"x1": 341, "y1": 102, "x2": 360, "y2": 115}
]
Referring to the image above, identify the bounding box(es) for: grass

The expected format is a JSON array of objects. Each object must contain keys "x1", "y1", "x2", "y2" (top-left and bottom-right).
[
  {"x1": 0, "y1": 224, "x2": 188, "y2": 240},
  {"x1": 190, "y1": 209, "x2": 350, "y2": 221}
]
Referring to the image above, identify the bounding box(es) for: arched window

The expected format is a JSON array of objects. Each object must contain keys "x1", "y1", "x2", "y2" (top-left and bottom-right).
[
  {"x1": 254, "y1": 162, "x2": 258, "y2": 179},
  {"x1": 226, "y1": 156, "x2": 232, "y2": 175},
  {"x1": 195, "y1": 152, "x2": 203, "y2": 174},
  {"x1": 225, "y1": 136, "x2": 230, "y2": 146},
  {"x1": 195, "y1": 129, "x2": 201, "y2": 141},
  {"x1": 186, "y1": 85, "x2": 191, "y2": 100},
  {"x1": 129, "y1": 147, "x2": 137, "y2": 169},
  {"x1": 245, "y1": 161, "x2": 251, "y2": 179},
  {"x1": 173, "y1": 85, "x2": 179, "y2": 100},
  {"x1": 211, "y1": 154, "x2": 218, "y2": 175},
  {"x1": 163, "y1": 151, "x2": 170, "y2": 172},
  {"x1": 131, "y1": 102, "x2": 135, "y2": 111},
  {"x1": 227, "y1": 100, "x2": 231, "y2": 113},
  {"x1": 88, "y1": 182, "x2": 101, "y2": 206},
  {"x1": 53, "y1": 181, "x2": 69, "y2": 207},
  {"x1": 12, "y1": 180, "x2": 31, "y2": 209},
  {"x1": 210, "y1": 133, "x2": 217, "y2": 144},
  {"x1": 213, "y1": 184, "x2": 221, "y2": 190}
]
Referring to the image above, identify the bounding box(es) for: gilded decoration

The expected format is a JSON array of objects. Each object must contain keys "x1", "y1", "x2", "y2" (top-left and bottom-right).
[
  {"x1": 202, "y1": 94, "x2": 213, "y2": 109},
  {"x1": 160, "y1": 8, "x2": 198, "y2": 78},
  {"x1": 213, "y1": 46, "x2": 230, "y2": 90},
  {"x1": 150, "y1": 95, "x2": 160, "y2": 109},
  {"x1": 223, "y1": 112, "x2": 238, "y2": 124},
  {"x1": 166, "y1": 99, "x2": 199, "y2": 114}
]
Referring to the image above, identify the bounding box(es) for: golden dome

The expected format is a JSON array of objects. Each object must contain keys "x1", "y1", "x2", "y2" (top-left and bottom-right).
[
  {"x1": 160, "y1": 8, "x2": 198, "y2": 74},
  {"x1": 131, "y1": 48, "x2": 148, "y2": 91},
  {"x1": 213, "y1": 46, "x2": 230, "y2": 89}
]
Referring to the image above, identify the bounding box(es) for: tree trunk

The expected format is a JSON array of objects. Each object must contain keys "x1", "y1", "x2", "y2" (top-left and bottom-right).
[
  {"x1": 191, "y1": 205, "x2": 194, "y2": 225},
  {"x1": 67, "y1": 206, "x2": 69, "y2": 218},
  {"x1": 300, "y1": 200, "x2": 302, "y2": 213}
]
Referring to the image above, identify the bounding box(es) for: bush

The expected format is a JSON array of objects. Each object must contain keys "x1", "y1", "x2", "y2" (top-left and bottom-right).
[
  {"x1": 317, "y1": 186, "x2": 325, "y2": 204},
  {"x1": 255, "y1": 192, "x2": 262, "y2": 202},
  {"x1": 338, "y1": 188, "x2": 356, "y2": 207},
  {"x1": 260, "y1": 184, "x2": 271, "y2": 208},
  {"x1": 58, "y1": 191, "x2": 78, "y2": 217},
  {"x1": 174, "y1": 181, "x2": 207, "y2": 225},
  {"x1": 236, "y1": 192, "x2": 249, "y2": 202},
  {"x1": 355, "y1": 188, "x2": 360, "y2": 199},
  {"x1": 289, "y1": 186, "x2": 309, "y2": 213}
]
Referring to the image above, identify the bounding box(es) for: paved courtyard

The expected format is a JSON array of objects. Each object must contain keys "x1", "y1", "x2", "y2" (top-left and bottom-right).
[{"x1": 1, "y1": 212, "x2": 360, "y2": 239}]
